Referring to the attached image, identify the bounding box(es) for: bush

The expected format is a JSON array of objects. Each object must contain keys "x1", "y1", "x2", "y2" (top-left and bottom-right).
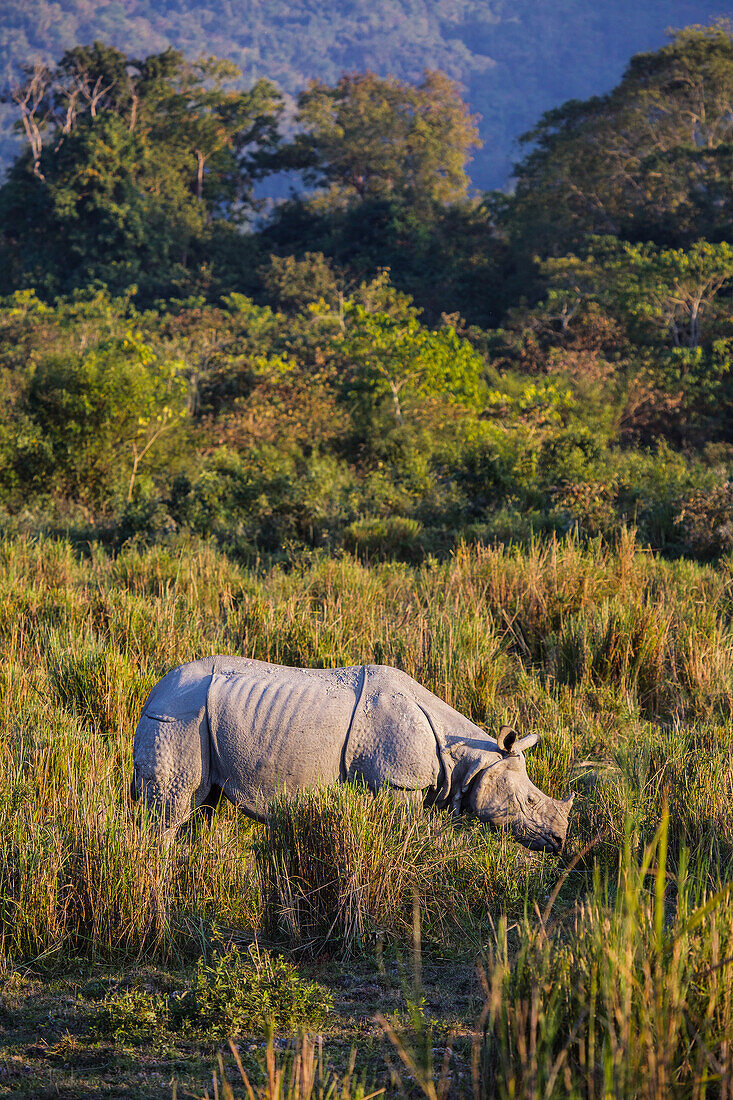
[
  {"x1": 170, "y1": 446, "x2": 359, "y2": 556},
  {"x1": 95, "y1": 987, "x2": 170, "y2": 1043},
  {"x1": 675, "y1": 481, "x2": 733, "y2": 558},
  {"x1": 343, "y1": 516, "x2": 423, "y2": 561},
  {"x1": 187, "y1": 944, "x2": 331, "y2": 1036},
  {"x1": 551, "y1": 478, "x2": 620, "y2": 538},
  {"x1": 538, "y1": 426, "x2": 604, "y2": 484},
  {"x1": 97, "y1": 944, "x2": 332, "y2": 1041}
]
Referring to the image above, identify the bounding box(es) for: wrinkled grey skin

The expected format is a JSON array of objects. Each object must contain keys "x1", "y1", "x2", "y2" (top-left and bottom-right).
[{"x1": 132, "y1": 657, "x2": 574, "y2": 852}]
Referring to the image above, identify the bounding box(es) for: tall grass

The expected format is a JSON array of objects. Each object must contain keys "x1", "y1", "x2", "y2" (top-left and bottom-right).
[
  {"x1": 0, "y1": 529, "x2": 731, "y2": 968},
  {"x1": 0, "y1": 725, "x2": 259, "y2": 963},
  {"x1": 210, "y1": 819, "x2": 733, "y2": 1100},
  {"x1": 0, "y1": 531, "x2": 732, "y2": 1097},
  {"x1": 384, "y1": 816, "x2": 733, "y2": 1100},
  {"x1": 201, "y1": 1035, "x2": 384, "y2": 1100},
  {"x1": 257, "y1": 785, "x2": 552, "y2": 955}
]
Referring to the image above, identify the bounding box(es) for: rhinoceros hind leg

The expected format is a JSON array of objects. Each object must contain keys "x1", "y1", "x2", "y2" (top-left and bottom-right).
[
  {"x1": 134, "y1": 774, "x2": 202, "y2": 835},
  {"x1": 132, "y1": 695, "x2": 211, "y2": 836}
]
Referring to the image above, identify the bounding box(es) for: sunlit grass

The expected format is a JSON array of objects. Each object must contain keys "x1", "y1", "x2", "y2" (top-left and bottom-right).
[{"x1": 0, "y1": 530, "x2": 731, "y2": 1097}]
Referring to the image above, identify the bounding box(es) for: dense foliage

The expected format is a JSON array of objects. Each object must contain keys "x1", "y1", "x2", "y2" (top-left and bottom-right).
[
  {"x1": 288, "y1": 70, "x2": 480, "y2": 207},
  {"x1": 0, "y1": 0, "x2": 714, "y2": 189},
  {"x1": 0, "y1": 25, "x2": 732, "y2": 562},
  {"x1": 0, "y1": 43, "x2": 282, "y2": 299},
  {"x1": 507, "y1": 22, "x2": 733, "y2": 257}
]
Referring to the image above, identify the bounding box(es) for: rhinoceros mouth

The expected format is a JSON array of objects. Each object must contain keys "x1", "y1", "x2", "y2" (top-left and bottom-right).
[
  {"x1": 516, "y1": 823, "x2": 567, "y2": 853},
  {"x1": 533, "y1": 834, "x2": 564, "y2": 853}
]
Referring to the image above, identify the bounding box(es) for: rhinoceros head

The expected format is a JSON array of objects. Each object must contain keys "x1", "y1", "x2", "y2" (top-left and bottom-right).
[{"x1": 460, "y1": 726, "x2": 574, "y2": 853}]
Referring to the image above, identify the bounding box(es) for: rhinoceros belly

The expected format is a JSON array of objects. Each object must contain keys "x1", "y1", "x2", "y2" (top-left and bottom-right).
[{"x1": 206, "y1": 659, "x2": 364, "y2": 818}]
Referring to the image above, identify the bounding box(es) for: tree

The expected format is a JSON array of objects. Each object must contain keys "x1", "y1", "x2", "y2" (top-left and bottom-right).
[
  {"x1": 340, "y1": 276, "x2": 485, "y2": 425},
  {"x1": 607, "y1": 241, "x2": 733, "y2": 351},
  {"x1": 261, "y1": 187, "x2": 503, "y2": 328},
  {"x1": 16, "y1": 318, "x2": 188, "y2": 505},
  {"x1": 0, "y1": 43, "x2": 283, "y2": 300},
  {"x1": 260, "y1": 252, "x2": 342, "y2": 314},
  {"x1": 146, "y1": 54, "x2": 282, "y2": 211},
  {"x1": 535, "y1": 239, "x2": 733, "y2": 435},
  {"x1": 543, "y1": 238, "x2": 733, "y2": 351},
  {"x1": 287, "y1": 70, "x2": 480, "y2": 210},
  {"x1": 505, "y1": 22, "x2": 733, "y2": 260}
]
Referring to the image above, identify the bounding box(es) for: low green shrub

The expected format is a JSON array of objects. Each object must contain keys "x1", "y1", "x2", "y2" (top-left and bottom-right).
[
  {"x1": 96, "y1": 945, "x2": 332, "y2": 1042},
  {"x1": 344, "y1": 516, "x2": 424, "y2": 561},
  {"x1": 95, "y1": 987, "x2": 170, "y2": 1043},
  {"x1": 186, "y1": 944, "x2": 332, "y2": 1036}
]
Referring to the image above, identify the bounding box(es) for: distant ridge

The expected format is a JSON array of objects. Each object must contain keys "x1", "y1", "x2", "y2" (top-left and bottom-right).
[{"x1": 0, "y1": 1, "x2": 727, "y2": 187}]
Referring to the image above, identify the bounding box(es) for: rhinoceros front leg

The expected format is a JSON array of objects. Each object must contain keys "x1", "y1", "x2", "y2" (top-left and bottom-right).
[{"x1": 344, "y1": 670, "x2": 442, "y2": 800}]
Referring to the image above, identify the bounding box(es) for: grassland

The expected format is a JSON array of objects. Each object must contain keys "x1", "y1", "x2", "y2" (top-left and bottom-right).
[{"x1": 0, "y1": 530, "x2": 732, "y2": 1098}]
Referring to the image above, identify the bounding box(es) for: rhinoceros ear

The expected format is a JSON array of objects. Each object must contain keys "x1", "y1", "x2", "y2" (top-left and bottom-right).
[
  {"x1": 515, "y1": 732, "x2": 540, "y2": 754},
  {"x1": 497, "y1": 725, "x2": 518, "y2": 754}
]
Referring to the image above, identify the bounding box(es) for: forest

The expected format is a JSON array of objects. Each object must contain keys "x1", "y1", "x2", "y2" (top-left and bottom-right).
[
  {"x1": 0, "y1": 0, "x2": 715, "y2": 187},
  {"x1": 0, "y1": 20, "x2": 733, "y2": 1100},
  {"x1": 1, "y1": 24, "x2": 733, "y2": 561}
]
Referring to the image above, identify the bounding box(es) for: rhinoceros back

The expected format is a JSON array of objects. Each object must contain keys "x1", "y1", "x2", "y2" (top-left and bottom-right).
[{"x1": 207, "y1": 657, "x2": 364, "y2": 818}]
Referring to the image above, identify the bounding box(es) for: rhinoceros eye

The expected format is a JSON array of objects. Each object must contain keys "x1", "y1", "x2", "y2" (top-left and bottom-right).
[{"x1": 526, "y1": 794, "x2": 536, "y2": 805}]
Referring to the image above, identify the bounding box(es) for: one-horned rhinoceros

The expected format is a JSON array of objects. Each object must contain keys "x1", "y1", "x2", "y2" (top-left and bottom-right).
[{"x1": 132, "y1": 656, "x2": 574, "y2": 852}]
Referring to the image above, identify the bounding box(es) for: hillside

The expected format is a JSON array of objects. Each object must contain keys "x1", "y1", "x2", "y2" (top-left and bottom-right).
[{"x1": 0, "y1": 0, "x2": 724, "y2": 189}]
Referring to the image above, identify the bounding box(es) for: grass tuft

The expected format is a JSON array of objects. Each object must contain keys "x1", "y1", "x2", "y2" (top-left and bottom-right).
[{"x1": 258, "y1": 784, "x2": 555, "y2": 956}]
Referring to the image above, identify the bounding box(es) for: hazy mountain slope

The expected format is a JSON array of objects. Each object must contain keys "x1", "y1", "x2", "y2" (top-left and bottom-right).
[{"x1": 0, "y1": 0, "x2": 727, "y2": 188}]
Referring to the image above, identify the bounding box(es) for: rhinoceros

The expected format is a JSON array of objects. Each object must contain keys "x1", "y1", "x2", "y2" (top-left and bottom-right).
[{"x1": 132, "y1": 656, "x2": 574, "y2": 852}]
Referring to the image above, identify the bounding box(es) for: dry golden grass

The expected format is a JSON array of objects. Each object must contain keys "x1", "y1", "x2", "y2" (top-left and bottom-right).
[{"x1": 0, "y1": 530, "x2": 732, "y2": 1097}]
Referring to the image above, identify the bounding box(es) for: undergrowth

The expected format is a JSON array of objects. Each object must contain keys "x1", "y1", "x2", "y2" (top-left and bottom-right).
[
  {"x1": 0, "y1": 531, "x2": 731, "y2": 1097},
  {"x1": 97, "y1": 944, "x2": 331, "y2": 1042}
]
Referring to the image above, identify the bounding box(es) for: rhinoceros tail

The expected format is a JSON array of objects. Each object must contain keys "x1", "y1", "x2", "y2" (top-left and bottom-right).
[
  {"x1": 132, "y1": 659, "x2": 214, "y2": 832},
  {"x1": 129, "y1": 773, "x2": 139, "y2": 802}
]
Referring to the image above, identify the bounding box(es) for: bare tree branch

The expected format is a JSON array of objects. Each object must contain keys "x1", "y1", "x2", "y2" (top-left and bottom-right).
[{"x1": 9, "y1": 61, "x2": 50, "y2": 179}]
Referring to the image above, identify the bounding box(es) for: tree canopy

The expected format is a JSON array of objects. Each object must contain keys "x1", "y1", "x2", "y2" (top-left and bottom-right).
[
  {"x1": 0, "y1": 21, "x2": 732, "y2": 564},
  {"x1": 506, "y1": 22, "x2": 733, "y2": 258},
  {"x1": 288, "y1": 70, "x2": 480, "y2": 209},
  {"x1": 0, "y1": 43, "x2": 282, "y2": 299},
  {"x1": 0, "y1": 0, "x2": 714, "y2": 191}
]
